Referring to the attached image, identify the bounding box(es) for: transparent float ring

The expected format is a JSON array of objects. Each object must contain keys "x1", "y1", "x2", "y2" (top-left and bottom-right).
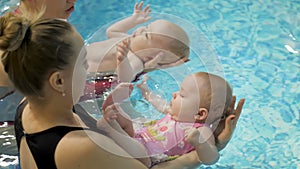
[{"x1": 72, "y1": 12, "x2": 227, "y2": 158}]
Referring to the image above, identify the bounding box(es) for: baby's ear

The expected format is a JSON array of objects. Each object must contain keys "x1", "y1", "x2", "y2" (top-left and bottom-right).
[{"x1": 194, "y1": 108, "x2": 208, "y2": 121}]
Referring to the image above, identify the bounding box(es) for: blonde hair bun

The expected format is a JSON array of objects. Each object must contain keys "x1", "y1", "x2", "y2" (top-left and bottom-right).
[{"x1": 0, "y1": 12, "x2": 30, "y2": 52}]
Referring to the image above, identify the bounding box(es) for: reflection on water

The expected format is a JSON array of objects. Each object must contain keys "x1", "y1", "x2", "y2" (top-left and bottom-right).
[
  {"x1": 0, "y1": 125, "x2": 18, "y2": 168},
  {"x1": 1, "y1": 0, "x2": 300, "y2": 168}
]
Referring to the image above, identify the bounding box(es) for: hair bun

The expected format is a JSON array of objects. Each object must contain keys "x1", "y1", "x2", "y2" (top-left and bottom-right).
[{"x1": 0, "y1": 12, "x2": 30, "y2": 52}]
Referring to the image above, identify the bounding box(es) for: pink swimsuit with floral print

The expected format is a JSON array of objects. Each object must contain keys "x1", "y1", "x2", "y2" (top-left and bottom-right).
[{"x1": 134, "y1": 114, "x2": 204, "y2": 157}]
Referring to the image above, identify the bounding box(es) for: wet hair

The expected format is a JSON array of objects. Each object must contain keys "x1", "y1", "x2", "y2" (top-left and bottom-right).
[
  {"x1": 194, "y1": 72, "x2": 233, "y2": 119},
  {"x1": 0, "y1": 12, "x2": 75, "y2": 96}
]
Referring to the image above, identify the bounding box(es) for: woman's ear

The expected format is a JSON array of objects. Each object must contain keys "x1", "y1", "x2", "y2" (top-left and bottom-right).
[
  {"x1": 49, "y1": 71, "x2": 64, "y2": 93},
  {"x1": 194, "y1": 108, "x2": 208, "y2": 121}
]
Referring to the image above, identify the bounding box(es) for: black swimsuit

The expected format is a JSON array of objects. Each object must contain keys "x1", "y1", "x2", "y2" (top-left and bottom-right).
[{"x1": 14, "y1": 101, "x2": 105, "y2": 169}]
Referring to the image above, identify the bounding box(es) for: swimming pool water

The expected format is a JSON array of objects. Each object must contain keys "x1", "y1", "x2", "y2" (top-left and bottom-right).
[{"x1": 1, "y1": 0, "x2": 300, "y2": 168}]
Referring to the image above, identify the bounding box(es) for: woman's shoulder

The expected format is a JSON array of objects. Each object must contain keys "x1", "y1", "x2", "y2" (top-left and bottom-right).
[
  {"x1": 55, "y1": 130, "x2": 146, "y2": 169},
  {"x1": 56, "y1": 129, "x2": 127, "y2": 155}
]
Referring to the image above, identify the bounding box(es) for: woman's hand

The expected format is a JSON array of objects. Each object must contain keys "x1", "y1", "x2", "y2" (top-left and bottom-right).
[
  {"x1": 132, "y1": 1, "x2": 152, "y2": 24},
  {"x1": 214, "y1": 96, "x2": 245, "y2": 151}
]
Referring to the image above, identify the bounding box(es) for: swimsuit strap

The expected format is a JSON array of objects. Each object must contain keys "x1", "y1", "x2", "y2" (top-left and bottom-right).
[{"x1": 14, "y1": 100, "x2": 106, "y2": 169}]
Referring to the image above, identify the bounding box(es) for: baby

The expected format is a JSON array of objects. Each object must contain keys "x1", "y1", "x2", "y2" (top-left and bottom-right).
[
  {"x1": 81, "y1": 2, "x2": 189, "y2": 101},
  {"x1": 97, "y1": 72, "x2": 233, "y2": 167}
]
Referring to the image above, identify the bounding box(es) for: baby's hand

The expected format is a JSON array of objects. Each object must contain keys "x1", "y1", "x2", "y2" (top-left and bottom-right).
[
  {"x1": 185, "y1": 128, "x2": 201, "y2": 146},
  {"x1": 185, "y1": 127, "x2": 212, "y2": 146},
  {"x1": 116, "y1": 38, "x2": 131, "y2": 65},
  {"x1": 132, "y1": 1, "x2": 152, "y2": 24}
]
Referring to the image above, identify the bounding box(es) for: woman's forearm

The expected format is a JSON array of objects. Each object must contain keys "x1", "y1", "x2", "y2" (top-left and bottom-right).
[
  {"x1": 151, "y1": 151, "x2": 201, "y2": 169},
  {"x1": 194, "y1": 141, "x2": 219, "y2": 165},
  {"x1": 101, "y1": 119, "x2": 151, "y2": 167}
]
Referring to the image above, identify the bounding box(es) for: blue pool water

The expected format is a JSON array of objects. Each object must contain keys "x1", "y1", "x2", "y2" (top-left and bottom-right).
[{"x1": 1, "y1": 0, "x2": 300, "y2": 168}]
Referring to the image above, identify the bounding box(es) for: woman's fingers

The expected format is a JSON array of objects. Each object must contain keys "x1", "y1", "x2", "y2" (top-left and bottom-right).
[
  {"x1": 229, "y1": 96, "x2": 236, "y2": 113},
  {"x1": 225, "y1": 114, "x2": 235, "y2": 133},
  {"x1": 218, "y1": 97, "x2": 245, "y2": 143},
  {"x1": 225, "y1": 97, "x2": 245, "y2": 131},
  {"x1": 232, "y1": 98, "x2": 245, "y2": 126}
]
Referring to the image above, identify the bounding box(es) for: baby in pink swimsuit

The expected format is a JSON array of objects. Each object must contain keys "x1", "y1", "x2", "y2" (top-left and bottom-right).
[{"x1": 98, "y1": 72, "x2": 233, "y2": 167}]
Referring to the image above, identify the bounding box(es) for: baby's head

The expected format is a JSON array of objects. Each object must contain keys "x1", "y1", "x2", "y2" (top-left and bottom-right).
[
  {"x1": 170, "y1": 72, "x2": 232, "y2": 125},
  {"x1": 0, "y1": 12, "x2": 87, "y2": 103},
  {"x1": 130, "y1": 19, "x2": 190, "y2": 69}
]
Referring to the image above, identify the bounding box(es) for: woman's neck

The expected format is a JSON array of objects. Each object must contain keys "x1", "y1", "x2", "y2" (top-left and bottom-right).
[{"x1": 26, "y1": 97, "x2": 78, "y2": 126}]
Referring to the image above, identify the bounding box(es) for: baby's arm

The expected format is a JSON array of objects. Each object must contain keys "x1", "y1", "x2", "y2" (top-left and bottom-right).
[
  {"x1": 137, "y1": 76, "x2": 170, "y2": 114},
  {"x1": 97, "y1": 104, "x2": 151, "y2": 167},
  {"x1": 106, "y1": 2, "x2": 151, "y2": 38},
  {"x1": 185, "y1": 127, "x2": 219, "y2": 165}
]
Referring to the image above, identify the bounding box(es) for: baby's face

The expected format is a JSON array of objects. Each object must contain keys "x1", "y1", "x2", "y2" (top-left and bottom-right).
[
  {"x1": 169, "y1": 75, "x2": 204, "y2": 122},
  {"x1": 130, "y1": 20, "x2": 185, "y2": 68}
]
